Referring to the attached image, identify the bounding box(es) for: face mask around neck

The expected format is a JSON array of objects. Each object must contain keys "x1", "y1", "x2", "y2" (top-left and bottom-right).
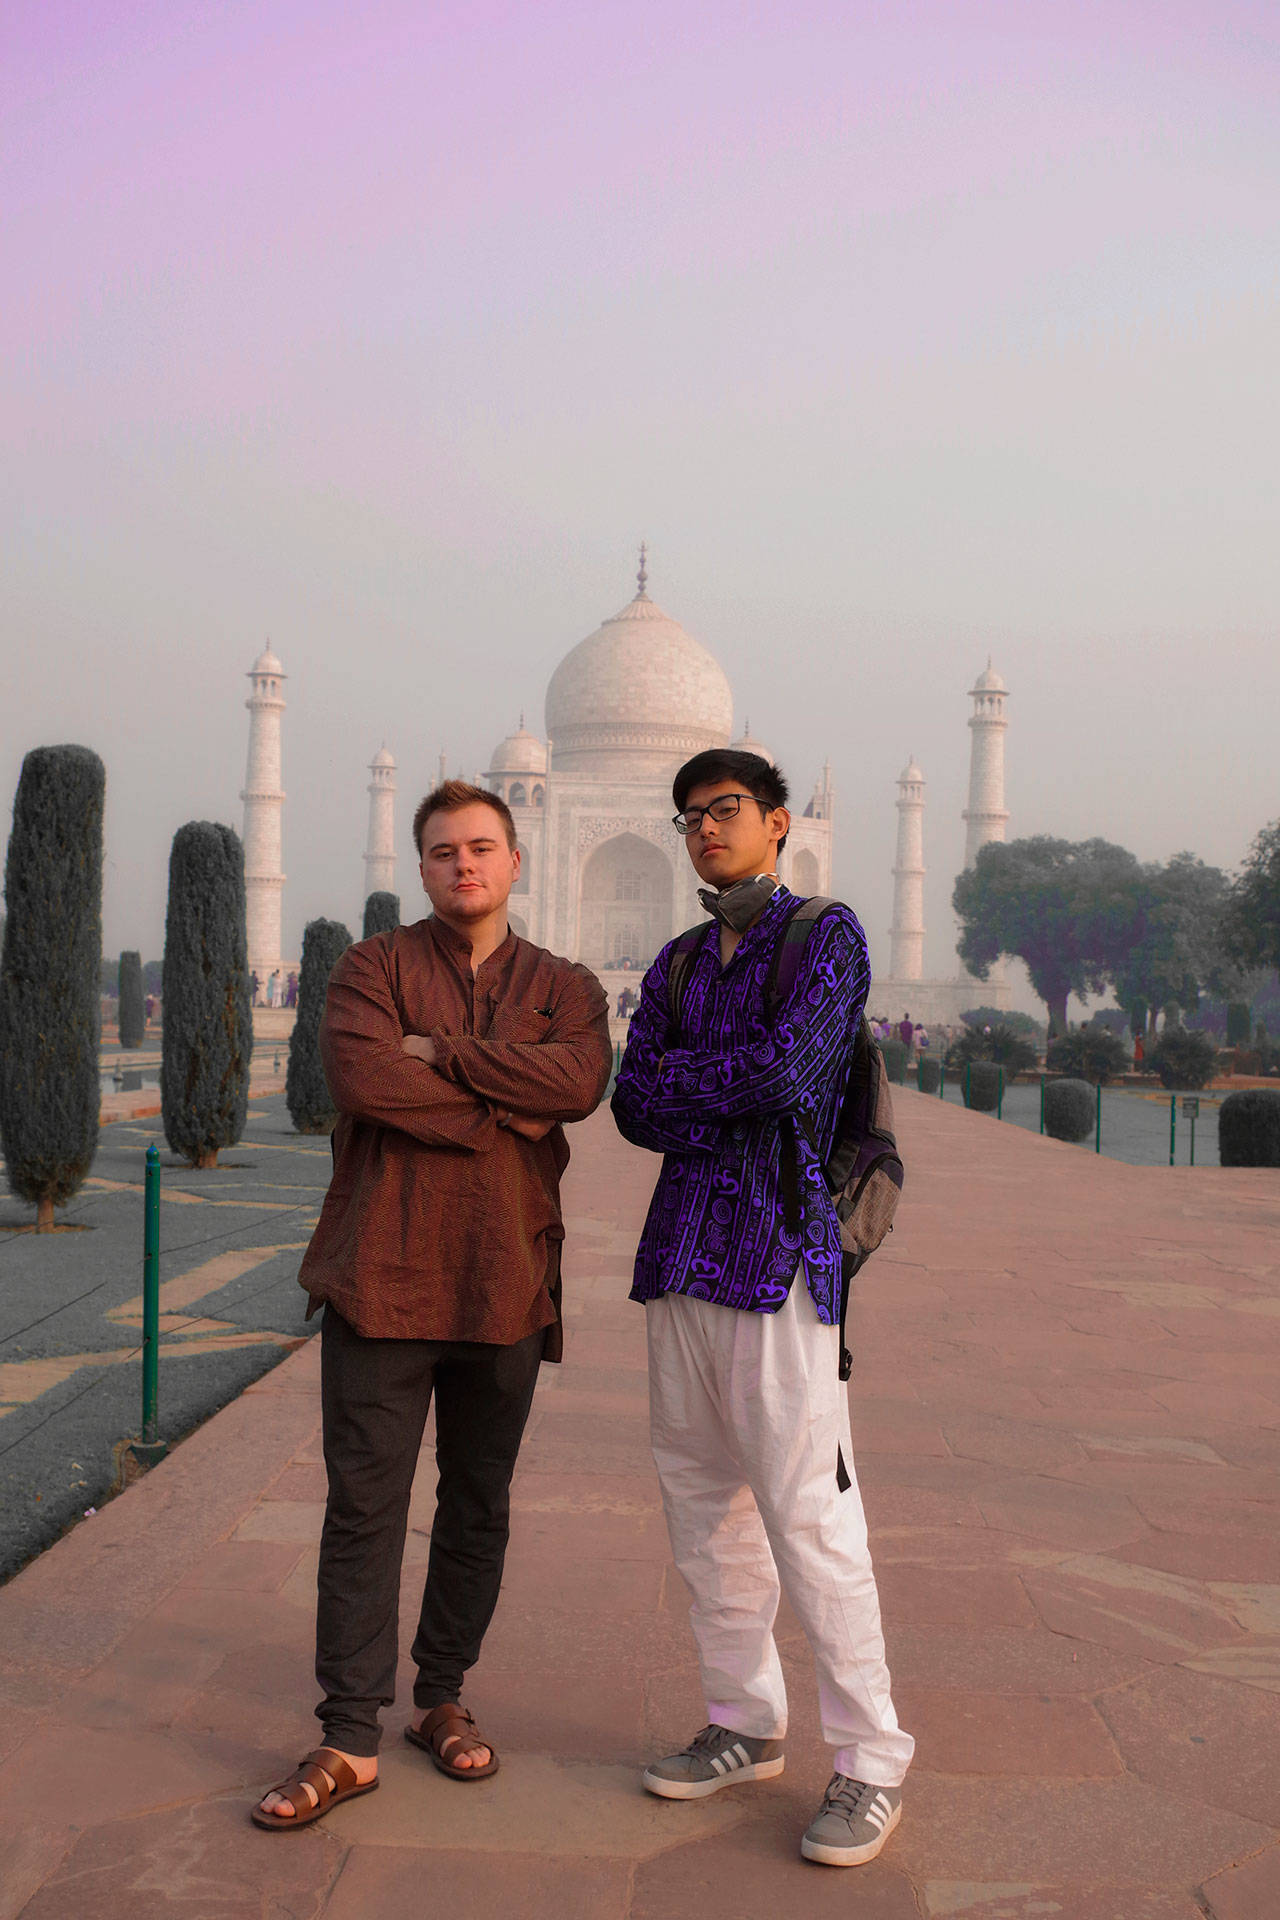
[{"x1": 697, "y1": 873, "x2": 780, "y2": 933}]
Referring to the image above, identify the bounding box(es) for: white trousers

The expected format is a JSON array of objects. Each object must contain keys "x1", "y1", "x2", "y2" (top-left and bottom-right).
[{"x1": 647, "y1": 1281, "x2": 914, "y2": 1787}]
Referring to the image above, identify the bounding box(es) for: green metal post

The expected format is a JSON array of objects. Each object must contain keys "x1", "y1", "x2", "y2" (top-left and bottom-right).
[
  {"x1": 1169, "y1": 1096, "x2": 1176, "y2": 1167},
  {"x1": 964, "y1": 1061, "x2": 971, "y2": 1109},
  {"x1": 1039, "y1": 1076, "x2": 1046, "y2": 1134},
  {"x1": 938, "y1": 1063, "x2": 945, "y2": 1099},
  {"x1": 997, "y1": 1066, "x2": 1004, "y2": 1119},
  {"x1": 1095, "y1": 1082, "x2": 1102, "y2": 1154},
  {"x1": 1189, "y1": 1107, "x2": 1197, "y2": 1167},
  {"x1": 142, "y1": 1143, "x2": 160, "y2": 1444}
]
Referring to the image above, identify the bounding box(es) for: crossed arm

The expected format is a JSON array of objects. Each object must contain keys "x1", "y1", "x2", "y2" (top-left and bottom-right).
[
  {"x1": 321, "y1": 942, "x2": 613, "y2": 1148},
  {"x1": 612, "y1": 909, "x2": 871, "y2": 1150}
]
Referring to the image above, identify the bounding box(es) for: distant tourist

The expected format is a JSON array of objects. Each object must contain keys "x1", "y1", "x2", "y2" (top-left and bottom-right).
[
  {"x1": 1134, "y1": 1032, "x2": 1145, "y2": 1069},
  {"x1": 612, "y1": 748, "x2": 913, "y2": 1871},
  {"x1": 897, "y1": 1013, "x2": 914, "y2": 1050},
  {"x1": 915, "y1": 1023, "x2": 929, "y2": 1051},
  {"x1": 250, "y1": 970, "x2": 260, "y2": 1007},
  {"x1": 286, "y1": 971, "x2": 298, "y2": 1009},
  {"x1": 253, "y1": 780, "x2": 611, "y2": 1832}
]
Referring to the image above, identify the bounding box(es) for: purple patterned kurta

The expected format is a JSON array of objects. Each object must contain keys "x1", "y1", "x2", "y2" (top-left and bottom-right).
[{"x1": 612, "y1": 887, "x2": 872, "y2": 1323}]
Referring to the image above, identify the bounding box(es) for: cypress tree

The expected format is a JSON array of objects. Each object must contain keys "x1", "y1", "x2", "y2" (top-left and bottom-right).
[
  {"x1": 117, "y1": 949, "x2": 146, "y2": 1049},
  {"x1": 362, "y1": 891, "x2": 400, "y2": 939},
  {"x1": 287, "y1": 918, "x2": 352, "y2": 1132},
  {"x1": 0, "y1": 745, "x2": 105, "y2": 1230},
  {"x1": 161, "y1": 822, "x2": 253, "y2": 1169}
]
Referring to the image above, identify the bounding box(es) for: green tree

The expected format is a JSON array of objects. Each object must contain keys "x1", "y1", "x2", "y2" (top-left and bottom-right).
[
  {"x1": 1045, "y1": 1028, "x2": 1129, "y2": 1085},
  {"x1": 953, "y1": 837, "x2": 1142, "y2": 1038},
  {"x1": 946, "y1": 1024, "x2": 1038, "y2": 1073},
  {"x1": 161, "y1": 822, "x2": 253, "y2": 1168},
  {"x1": 0, "y1": 746, "x2": 105, "y2": 1229},
  {"x1": 362, "y1": 891, "x2": 400, "y2": 939},
  {"x1": 1107, "y1": 853, "x2": 1231, "y2": 1034},
  {"x1": 117, "y1": 950, "x2": 146, "y2": 1049},
  {"x1": 286, "y1": 918, "x2": 352, "y2": 1132},
  {"x1": 1224, "y1": 821, "x2": 1280, "y2": 977}
]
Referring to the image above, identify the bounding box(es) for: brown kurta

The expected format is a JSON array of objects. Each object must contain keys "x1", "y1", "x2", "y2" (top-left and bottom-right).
[{"x1": 298, "y1": 915, "x2": 612, "y2": 1350}]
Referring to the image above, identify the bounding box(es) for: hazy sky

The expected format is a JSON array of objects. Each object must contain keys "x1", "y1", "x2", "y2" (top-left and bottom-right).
[{"x1": 3, "y1": 0, "x2": 1277, "y2": 998}]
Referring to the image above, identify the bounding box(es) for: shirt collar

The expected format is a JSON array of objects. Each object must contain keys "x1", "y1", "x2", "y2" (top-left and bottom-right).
[
  {"x1": 702, "y1": 882, "x2": 794, "y2": 971},
  {"x1": 425, "y1": 912, "x2": 516, "y2": 972}
]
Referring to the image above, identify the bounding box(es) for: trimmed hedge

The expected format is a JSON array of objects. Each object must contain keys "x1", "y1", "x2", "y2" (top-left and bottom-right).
[
  {"x1": 161, "y1": 822, "x2": 253, "y2": 1169},
  {"x1": 118, "y1": 949, "x2": 145, "y2": 1049},
  {"x1": 1044, "y1": 1077, "x2": 1095, "y2": 1143},
  {"x1": 362, "y1": 891, "x2": 400, "y2": 939},
  {"x1": 880, "y1": 1037, "x2": 908, "y2": 1083},
  {"x1": 1218, "y1": 1090, "x2": 1280, "y2": 1167},
  {"x1": 1045, "y1": 1028, "x2": 1128, "y2": 1085},
  {"x1": 0, "y1": 745, "x2": 105, "y2": 1228},
  {"x1": 286, "y1": 918, "x2": 352, "y2": 1133},
  {"x1": 962, "y1": 1060, "x2": 1002, "y2": 1112},
  {"x1": 917, "y1": 1056, "x2": 941, "y2": 1094}
]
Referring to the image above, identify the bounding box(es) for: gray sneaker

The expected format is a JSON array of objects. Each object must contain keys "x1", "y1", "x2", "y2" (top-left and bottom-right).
[
  {"x1": 642, "y1": 1723, "x2": 785, "y2": 1800},
  {"x1": 801, "y1": 1774, "x2": 902, "y2": 1865}
]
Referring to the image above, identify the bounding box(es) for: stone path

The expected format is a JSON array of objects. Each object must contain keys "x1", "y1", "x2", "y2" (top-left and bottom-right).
[{"x1": 0, "y1": 1093, "x2": 1277, "y2": 1918}]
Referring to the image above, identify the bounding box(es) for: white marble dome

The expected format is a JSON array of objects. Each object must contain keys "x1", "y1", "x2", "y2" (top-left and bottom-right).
[
  {"x1": 251, "y1": 645, "x2": 284, "y2": 678},
  {"x1": 370, "y1": 743, "x2": 396, "y2": 769},
  {"x1": 898, "y1": 757, "x2": 925, "y2": 784},
  {"x1": 972, "y1": 661, "x2": 1006, "y2": 693},
  {"x1": 546, "y1": 581, "x2": 733, "y2": 778},
  {"x1": 490, "y1": 720, "x2": 547, "y2": 775}
]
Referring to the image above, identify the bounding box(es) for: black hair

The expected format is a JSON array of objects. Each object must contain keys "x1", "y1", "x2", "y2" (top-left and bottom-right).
[{"x1": 672, "y1": 750, "x2": 790, "y2": 854}]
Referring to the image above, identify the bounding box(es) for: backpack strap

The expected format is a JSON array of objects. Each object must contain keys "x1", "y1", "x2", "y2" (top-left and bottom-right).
[
  {"x1": 665, "y1": 921, "x2": 715, "y2": 1037},
  {"x1": 762, "y1": 895, "x2": 840, "y2": 1023}
]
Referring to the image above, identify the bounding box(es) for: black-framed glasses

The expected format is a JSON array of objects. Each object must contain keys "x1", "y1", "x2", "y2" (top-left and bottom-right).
[{"x1": 673, "y1": 793, "x2": 768, "y2": 836}]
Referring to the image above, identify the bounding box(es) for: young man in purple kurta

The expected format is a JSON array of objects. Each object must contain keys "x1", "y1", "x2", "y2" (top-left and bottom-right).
[{"x1": 612, "y1": 749, "x2": 913, "y2": 1869}]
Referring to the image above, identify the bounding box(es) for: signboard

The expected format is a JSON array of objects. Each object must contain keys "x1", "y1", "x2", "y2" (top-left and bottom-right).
[{"x1": 1181, "y1": 1097, "x2": 1200, "y2": 1118}]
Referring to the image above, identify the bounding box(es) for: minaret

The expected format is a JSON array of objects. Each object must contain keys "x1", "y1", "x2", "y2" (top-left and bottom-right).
[
  {"x1": 962, "y1": 660, "x2": 1010, "y2": 867},
  {"x1": 364, "y1": 745, "x2": 397, "y2": 897},
  {"x1": 241, "y1": 645, "x2": 286, "y2": 981},
  {"x1": 889, "y1": 758, "x2": 926, "y2": 981}
]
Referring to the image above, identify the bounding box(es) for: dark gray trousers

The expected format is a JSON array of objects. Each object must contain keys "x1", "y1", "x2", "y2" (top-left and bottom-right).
[{"x1": 315, "y1": 1305, "x2": 543, "y2": 1756}]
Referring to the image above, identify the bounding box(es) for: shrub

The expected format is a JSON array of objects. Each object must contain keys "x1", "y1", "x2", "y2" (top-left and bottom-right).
[
  {"x1": 1219, "y1": 1090, "x2": 1280, "y2": 1167},
  {"x1": 362, "y1": 891, "x2": 401, "y2": 939},
  {"x1": 161, "y1": 822, "x2": 253, "y2": 1168},
  {"x1": 879, "y1": 1037, "x2": 908, "y2": 1083},
  {"x1": 1145, "y1": 1026, "x2": 1218, "y2": 1090},
  {"x1": 1044, "y1": 1077, "x2": 1095, "y2": 1142},
  {"x1": 961, "y1": 1005, "x2": 1042, "y2": 1038},
  {"x1": 947, "y1": 1024, "x2": 1038, "y2": 1073},
  {"x1": 1226, "y1": 1002, "x2": 1252, "y2": 1046},
  {"x1": 962, "y1": 1060, "x2": 1002, "y2": 1112},
  {"x1": 1045, "y1": 1028, "x2": 1128, "y2": 1085},
  {"x1": 0, "y1": 745, "x2": 105, "y2": 1229},
  {"x1": 917, "y1": 1056, "x2": 941, "y2": 1093},
  {"x1": 287, "y1": 918, "x2": 352, "y2": 1132},
  {"x1": 117, "y1": 949, "x2": 146, "y2": 1049}
]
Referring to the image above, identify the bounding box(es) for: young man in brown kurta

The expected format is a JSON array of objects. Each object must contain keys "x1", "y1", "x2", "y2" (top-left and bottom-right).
[{"x1": 255, "y1": 782, "x2": 611, "y2": 1828}]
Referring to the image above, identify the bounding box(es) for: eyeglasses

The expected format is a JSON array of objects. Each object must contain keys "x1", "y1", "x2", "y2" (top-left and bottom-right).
[{"x1": 673, "y1": 793, "x2": 768, "y2": 835}]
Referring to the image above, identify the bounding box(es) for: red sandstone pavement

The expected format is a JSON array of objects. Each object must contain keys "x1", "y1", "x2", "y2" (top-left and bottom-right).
[{"x1": 1, "y1": 1092, "x2": 1279, "y2": 1920}]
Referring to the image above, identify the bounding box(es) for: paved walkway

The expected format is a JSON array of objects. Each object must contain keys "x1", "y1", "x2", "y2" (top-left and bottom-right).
[{"x1": 1, "y1": 1094, "x2": 1278, "y2": 1919}]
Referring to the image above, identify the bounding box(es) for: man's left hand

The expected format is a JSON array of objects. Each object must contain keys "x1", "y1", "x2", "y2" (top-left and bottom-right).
[{"x1": 400, "y1": 1033, "x2": 437, "y2": 1066}]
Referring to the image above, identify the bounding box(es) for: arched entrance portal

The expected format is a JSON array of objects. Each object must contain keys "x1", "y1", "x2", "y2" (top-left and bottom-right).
[
  {"x1": 579, "y1": 833, "x2": 675, "y2": 971},
  {"x1": 792, "y1": 848, "x2": 820, "y2": 897}
]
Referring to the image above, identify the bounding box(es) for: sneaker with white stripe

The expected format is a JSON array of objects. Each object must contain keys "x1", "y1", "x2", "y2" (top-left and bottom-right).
[
  {"x1": 800, "y1": 1775, "x2": 902, "y2": 1866},
  {"x1": 642, "y1": 1723, "x2": 785, "y2": 1800}
]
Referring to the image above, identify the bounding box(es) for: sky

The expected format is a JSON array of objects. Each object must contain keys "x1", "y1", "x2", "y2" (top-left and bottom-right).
[{"x1": 2, "y1": 0, "x2": 1277, "y2": 1001}]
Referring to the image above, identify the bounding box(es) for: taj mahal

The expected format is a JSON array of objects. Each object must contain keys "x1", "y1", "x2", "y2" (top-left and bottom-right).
[{"x1": 238, "y1": 551, "x2": 1011, "y2": 1025}]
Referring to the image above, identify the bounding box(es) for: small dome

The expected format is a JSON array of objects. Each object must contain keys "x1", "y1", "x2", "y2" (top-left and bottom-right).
[
  {"x1": 898, "y1": 757, "x2": 925, "y2": 785},
  {"x1": 730, "y1": 723, "x2": 775, "y2": 766},
  {"x1": 972, "y1": 660, "x2": 1006, "y2": 693},
  {"x1": 370, "y1": 743, "x2": 396, "y2": 769},
  {"x1": 250, "y1": 645, "x2": 284, "y2": 677},
  {"x1": 490, "y1": 720, "x2": 547, "y2": 775}
]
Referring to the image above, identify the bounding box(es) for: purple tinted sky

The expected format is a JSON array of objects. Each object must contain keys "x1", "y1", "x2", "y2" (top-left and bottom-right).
[{"x1": 3, "y1": 0, "x2": 1278, "y2": 990}]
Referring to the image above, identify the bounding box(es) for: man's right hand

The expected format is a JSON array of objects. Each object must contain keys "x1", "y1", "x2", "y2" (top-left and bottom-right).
[{"x1": 499, "y1": 1110, "x2": 556, "y2": 1141}]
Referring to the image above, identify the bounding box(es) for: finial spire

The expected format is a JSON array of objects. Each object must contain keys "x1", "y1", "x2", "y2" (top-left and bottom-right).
[
  {"x1": 518, "y1": 710, "x2": 525, "y2": 730},
  {"x1": 636, "y1": 541, "x2": 649, "y2": 597}
]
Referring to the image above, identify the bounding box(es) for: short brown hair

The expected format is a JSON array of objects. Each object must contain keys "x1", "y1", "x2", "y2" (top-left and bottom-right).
[{"x1": 412, "y1": 780, "x2": 517, "y2": 856}]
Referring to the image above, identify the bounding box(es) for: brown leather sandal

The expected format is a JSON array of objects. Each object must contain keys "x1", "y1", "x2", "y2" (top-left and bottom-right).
[
  {"x1": 250, "y1": 1747, "x2": 379, "y2": 1830},
  {"x1": 404, "y1": 1702, "x2": 500, "y2": 1780}
]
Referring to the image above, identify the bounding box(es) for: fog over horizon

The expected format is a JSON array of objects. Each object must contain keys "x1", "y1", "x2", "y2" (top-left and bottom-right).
[{"x1": 3, "y1": 2, "x2": 1277, "y2": 1014}]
